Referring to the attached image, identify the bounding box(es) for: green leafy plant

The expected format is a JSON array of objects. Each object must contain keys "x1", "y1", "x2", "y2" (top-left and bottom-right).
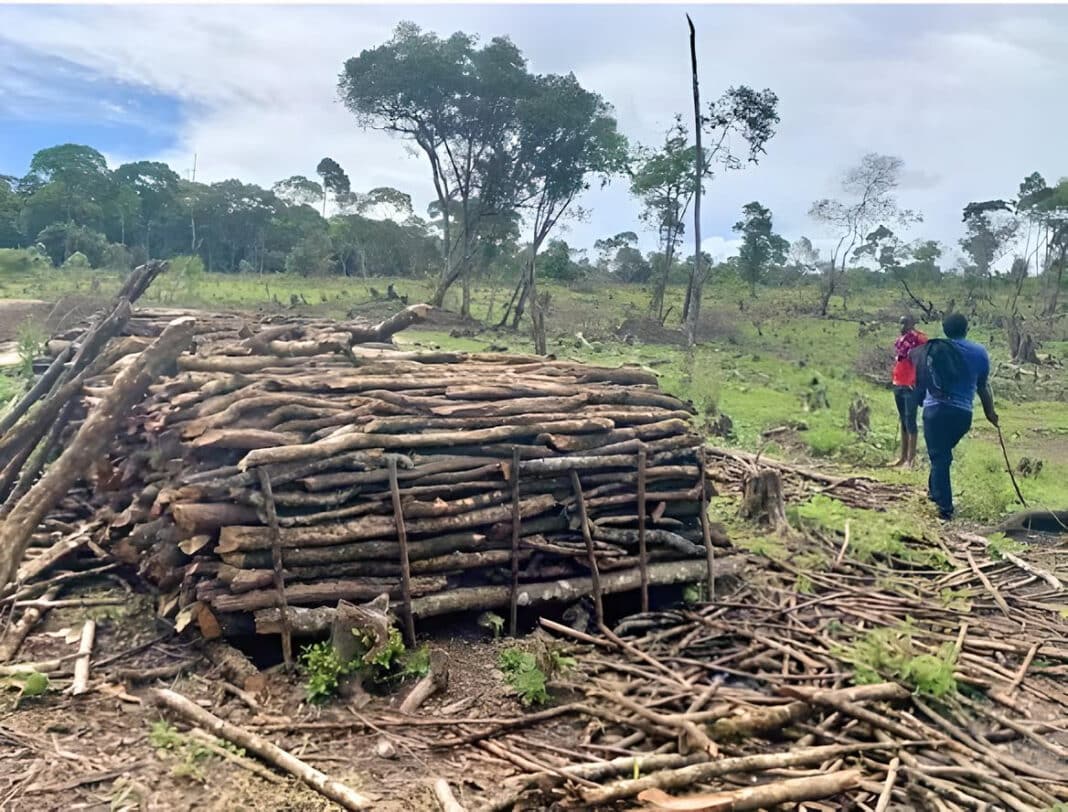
[
  {"x1": 4, "y1": 669, "x2": 51, "y2": 707},
  {"x1": 498, "y1": 645, "x2": 576, "y2": 707},
  {"x1": 148, "y1": 721, "x2": 213, "y2": 782},
  {"x1": 833, "y1": 621, "x2": 958, "y2": 697},
  {"x1": 477, "y1": 611, "x2": 506, "y2": 639},
  {"x1": 499, "y1": 648, "x2": 550, "y2": 707},
  {"x1": 682, "y1": 583, "x2": 706, "y2": 604},
  {"x1": 15, "y1": 319, "x2": 46, "y2": 378},
  {"x1": 985, "y1": 532, "x2": 1025, "y2": 561},
  {"x1": 300, "y1": 629, "x2": 425, "y2": 702},
  {"x1": 300, "y1": 641, "x2": 358, "y2": 703}
]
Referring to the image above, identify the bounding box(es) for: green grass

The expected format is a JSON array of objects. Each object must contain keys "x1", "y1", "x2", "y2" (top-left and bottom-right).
[{"x1": 1, "y1": 260, "x2": 1064, "y2": 524}]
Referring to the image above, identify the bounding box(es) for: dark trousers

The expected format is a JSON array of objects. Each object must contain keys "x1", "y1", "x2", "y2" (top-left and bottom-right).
[
  {"x1": 922, "y1": 403, "x2": 972, "y2": 518},
  {"x1": 893, "y1": 386, "x2": 918, "y2": 434}
]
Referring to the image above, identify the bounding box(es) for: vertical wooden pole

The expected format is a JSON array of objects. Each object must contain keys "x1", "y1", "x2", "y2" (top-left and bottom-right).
[
  {"x1": 685, "y1": 13, "x2": 704, "y2": 344},
  {"x1": 637, "y1": 445, "x2": 649, "y2": 613},
  {"x1": 388, "y1": 457, "x2": 417, "y2": 647},
  {"x1": 257, "y1": 468, "x2": 292, "y2": 672},
  {"x1": 509, "y1": 445, "x2": 521, "y2": 637},
  {"x1": 570, "y1": 470, "x2": 604, "y2": 628},
  {"x1": 698, "y1": 448, "x2": 716, "y2": 601}
]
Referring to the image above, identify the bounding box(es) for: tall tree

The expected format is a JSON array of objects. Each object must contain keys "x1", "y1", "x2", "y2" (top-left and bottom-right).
[
  {"x1": 681, "y1": 85, "x2": 779, "y2": 328},
  {"x1": 0, "y1": 177, "x2": 21, "y2": 248},
  {"x1": 593, "y1": 231, "x2": 638, "y2": 271},
  {"x1": 630, "y1": 119, "x2": 695, "y2": 323},
  {"x1": 315, "y1": 158, "x2": 350, "y2": 216},
  {"x1": 273, "y1": 175, "x2": 324, "y2": 209},
  {"x1": 959, "y1": 199, "x2": 1018, "y2": 281},
  {"x1": 113, "y1": 161, "x2": 181, "y2": 256},
  {"x1": 809, "y1": 153, "x2": 920, "y2": 317},
  {"x1": 503, "y1": 71, "x2": 627, "y2": 351},
  {"x1": 339, "y1": 22, "x2": 532, "y2": 308},
  {"x1": 732, "y1": 201, "x2": 789, "y2": 297}
]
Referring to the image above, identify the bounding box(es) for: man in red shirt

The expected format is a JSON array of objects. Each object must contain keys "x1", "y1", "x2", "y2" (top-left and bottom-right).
[{"x1": 890, "y1": 315, "x2": 927, "y2": 467}]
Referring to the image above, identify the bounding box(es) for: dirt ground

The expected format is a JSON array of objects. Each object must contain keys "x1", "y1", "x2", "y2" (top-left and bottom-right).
[{"x1": 0, "y1": 583, "x2": 561, "y2": 812}]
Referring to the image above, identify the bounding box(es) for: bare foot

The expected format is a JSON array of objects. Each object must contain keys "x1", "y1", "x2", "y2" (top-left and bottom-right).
[{"x1": 887, "y1": 458, "x2": 905, "y2": 468}]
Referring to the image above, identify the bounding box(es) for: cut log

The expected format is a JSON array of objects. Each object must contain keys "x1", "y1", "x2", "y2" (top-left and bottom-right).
[
  {"x1": 151, "y1": 687, "x2": 373, "y2": 810},
  {"x1": 216, "y1": 495, "x2": 558, "y2": 552},
  {"x1": 256, "y1": 557, "x2": 742, "y2": 632}
]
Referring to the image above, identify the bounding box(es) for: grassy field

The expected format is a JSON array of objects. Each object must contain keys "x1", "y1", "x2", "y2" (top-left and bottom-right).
[{"x1": 1, "y1": 251, "x2": 1065, "y2": 527}]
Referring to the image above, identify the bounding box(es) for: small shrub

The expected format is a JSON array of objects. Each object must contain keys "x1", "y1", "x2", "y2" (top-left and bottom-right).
[
  {"x1": 148, "y1": 720, "x2": 213, "y2": 782},
  {"x1": 498, "y1": 645, "x2": 576, "y2": 707},
  {"x1": 498, "y1": 649, "x2": 550, "y2": 707},
  {"x1": 833, "y1": 621, "x2": 958, "y2": 697},
  {"x1": 158, "y1": 255, "x2": 206, "y2": 304},
  {"x1": 62, "y1": 251, "x2": 90, "y2": 270},
  {"x1": 15, "y1": 319, "x2": 47, "y2": 378},
  {"x1": 477, "y1": 611, "x2": 505, "y2": 639},
  {"x1": 985, "y1": 532, "x2": 1025, "y2": 561},
  {"x1": 300, "y1": 641, "x2": 356, "y2": 704},
  {"x1": 299, "y1": 628, "x2": 422, "y2": 703}
]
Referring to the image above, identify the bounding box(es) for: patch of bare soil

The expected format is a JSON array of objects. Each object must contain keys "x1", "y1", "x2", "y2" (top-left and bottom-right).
[{"x1": 0, "y1": 581, "x2": 558, "y2": 812}]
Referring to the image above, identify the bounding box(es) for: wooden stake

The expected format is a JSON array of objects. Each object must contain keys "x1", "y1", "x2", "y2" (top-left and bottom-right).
[
  {"x1": 637, "y1": 445, "x2": 649, "y2": 612},
  {"x1": 388, "y1": 456, "x2": 416, "y2": 647},
  {"x1": 697, "y1": 448, "x2": 715, "y2": 600},
  {"x1": 570, "y1": 470, "x2": 604, "y2": 628},
  {"x1": 71, "y1": 619, "x2": 95, "y2": 696},
  {"x1": 151, "y1": 687, "x2": 373, "y2": 809},
  {"x1": 509, "y1": 445, "x2": 521, "y2": 637},
  {"x1": 257, "y1": 468, "x2": 292, "y2": 672}
]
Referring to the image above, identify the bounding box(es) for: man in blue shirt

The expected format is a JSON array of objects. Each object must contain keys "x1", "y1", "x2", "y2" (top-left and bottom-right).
[{"x1": 915, "y1": 313, "x2": 998, "y2": 520}]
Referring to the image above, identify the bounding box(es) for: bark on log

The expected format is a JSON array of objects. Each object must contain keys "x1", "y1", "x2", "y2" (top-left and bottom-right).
[
  {"x1": 636, "y1": 769, "x2": 861, "y2": 811},
  {"x1": 583, "y1": 748, "x2": 869, "y2": 806},
  {"x1": 256, "y1": 557, "x2": 742, "y2": 632},
  {"x1": 202, "y1": 639, "x2": 266, "y2": 693},
  {"x1": 211, "y1": 575, "x2": 447, "y2": 612},
  {"x1": 238, "y1": 420, "x2": 616, "y2": 470},
  {"x1": 216, "y1": 495, "x2": 557, "y2": 552},
  {"x1": 0, "y1": 317, "x2": 196, "y2": 586}
]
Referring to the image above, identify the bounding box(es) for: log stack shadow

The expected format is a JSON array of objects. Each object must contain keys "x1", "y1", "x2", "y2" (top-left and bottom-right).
[{"x1": 11, "y1": 280, "x2": 723, "y2": 649}]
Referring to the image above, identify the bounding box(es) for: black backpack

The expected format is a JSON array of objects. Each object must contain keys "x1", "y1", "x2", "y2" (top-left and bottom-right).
[{"x1": 910, "y1": 339, "x2": 967, "y2": 401}]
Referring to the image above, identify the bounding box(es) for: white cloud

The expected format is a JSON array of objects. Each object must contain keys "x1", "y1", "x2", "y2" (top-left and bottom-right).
[{"x1": 2, "y1": 4, "x2": 1067, "y2": 266}]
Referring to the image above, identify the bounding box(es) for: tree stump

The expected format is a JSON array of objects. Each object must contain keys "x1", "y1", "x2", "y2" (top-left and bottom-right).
[
  {"x1": 1009, "y1": 319, "x2": 1041, "y2": 365},
  {"x1": 848, "y1": 397, "x2": 870, "y2": 436},
  {"x1": 739, "y1": 468, "x2": 789, "y2": 532}
]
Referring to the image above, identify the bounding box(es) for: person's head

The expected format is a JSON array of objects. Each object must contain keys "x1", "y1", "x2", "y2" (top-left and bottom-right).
[
  {"x1": 899, "y1": 315, "x2": 917, "y2": 334},
  {"x1": 943, "y1": 312, "x2": 968, "y2": 340}
]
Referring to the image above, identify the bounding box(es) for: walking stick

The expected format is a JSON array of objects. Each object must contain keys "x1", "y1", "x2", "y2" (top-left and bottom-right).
[{"x1": 995, "y1": 423, "x2": 1028, "y2": 508}]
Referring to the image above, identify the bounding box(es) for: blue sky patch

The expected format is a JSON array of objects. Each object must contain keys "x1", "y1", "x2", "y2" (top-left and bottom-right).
[{"x1": 0, "y1": 38, "x2": 187, "y2": 177}]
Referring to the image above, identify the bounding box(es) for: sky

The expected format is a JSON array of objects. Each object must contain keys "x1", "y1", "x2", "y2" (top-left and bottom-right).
[{"x1": 2, "y1": 4, "x2": 1066, "y2": 266}]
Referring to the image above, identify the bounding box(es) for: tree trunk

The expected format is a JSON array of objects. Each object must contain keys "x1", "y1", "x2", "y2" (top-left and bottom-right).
[
  {"x1": 738, "y1": 468, "x2": 789, "y2": 532},
  {"x1": 683, "y1": 16, "x2": 703, "y2": 346}
]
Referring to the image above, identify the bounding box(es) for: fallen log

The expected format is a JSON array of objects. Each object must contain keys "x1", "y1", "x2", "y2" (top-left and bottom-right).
[
  {"x1": 151, "y1": 687, "x2": 373, "y2": 810},
  {"x1": 636, "y1": 769, "x2": 861, "y2": 811},
  {"x1": 581, "y1": 747, "x2": 872, "y2": 806}
]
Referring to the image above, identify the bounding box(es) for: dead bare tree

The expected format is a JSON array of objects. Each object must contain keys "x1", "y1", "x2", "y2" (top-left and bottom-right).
[{"x1": 810, "y1": 154, "x2": 920, "y2": 317}]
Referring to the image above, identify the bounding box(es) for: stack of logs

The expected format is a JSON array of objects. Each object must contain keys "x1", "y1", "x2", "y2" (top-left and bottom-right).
[{"x1": 8, "y1": 270, "x2": 720, "y2": 648}]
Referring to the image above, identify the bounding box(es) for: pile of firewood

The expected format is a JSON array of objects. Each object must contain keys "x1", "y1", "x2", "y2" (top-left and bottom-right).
[{"x1": 2, "y1": 263, "x2": 719, "y2": 648}]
